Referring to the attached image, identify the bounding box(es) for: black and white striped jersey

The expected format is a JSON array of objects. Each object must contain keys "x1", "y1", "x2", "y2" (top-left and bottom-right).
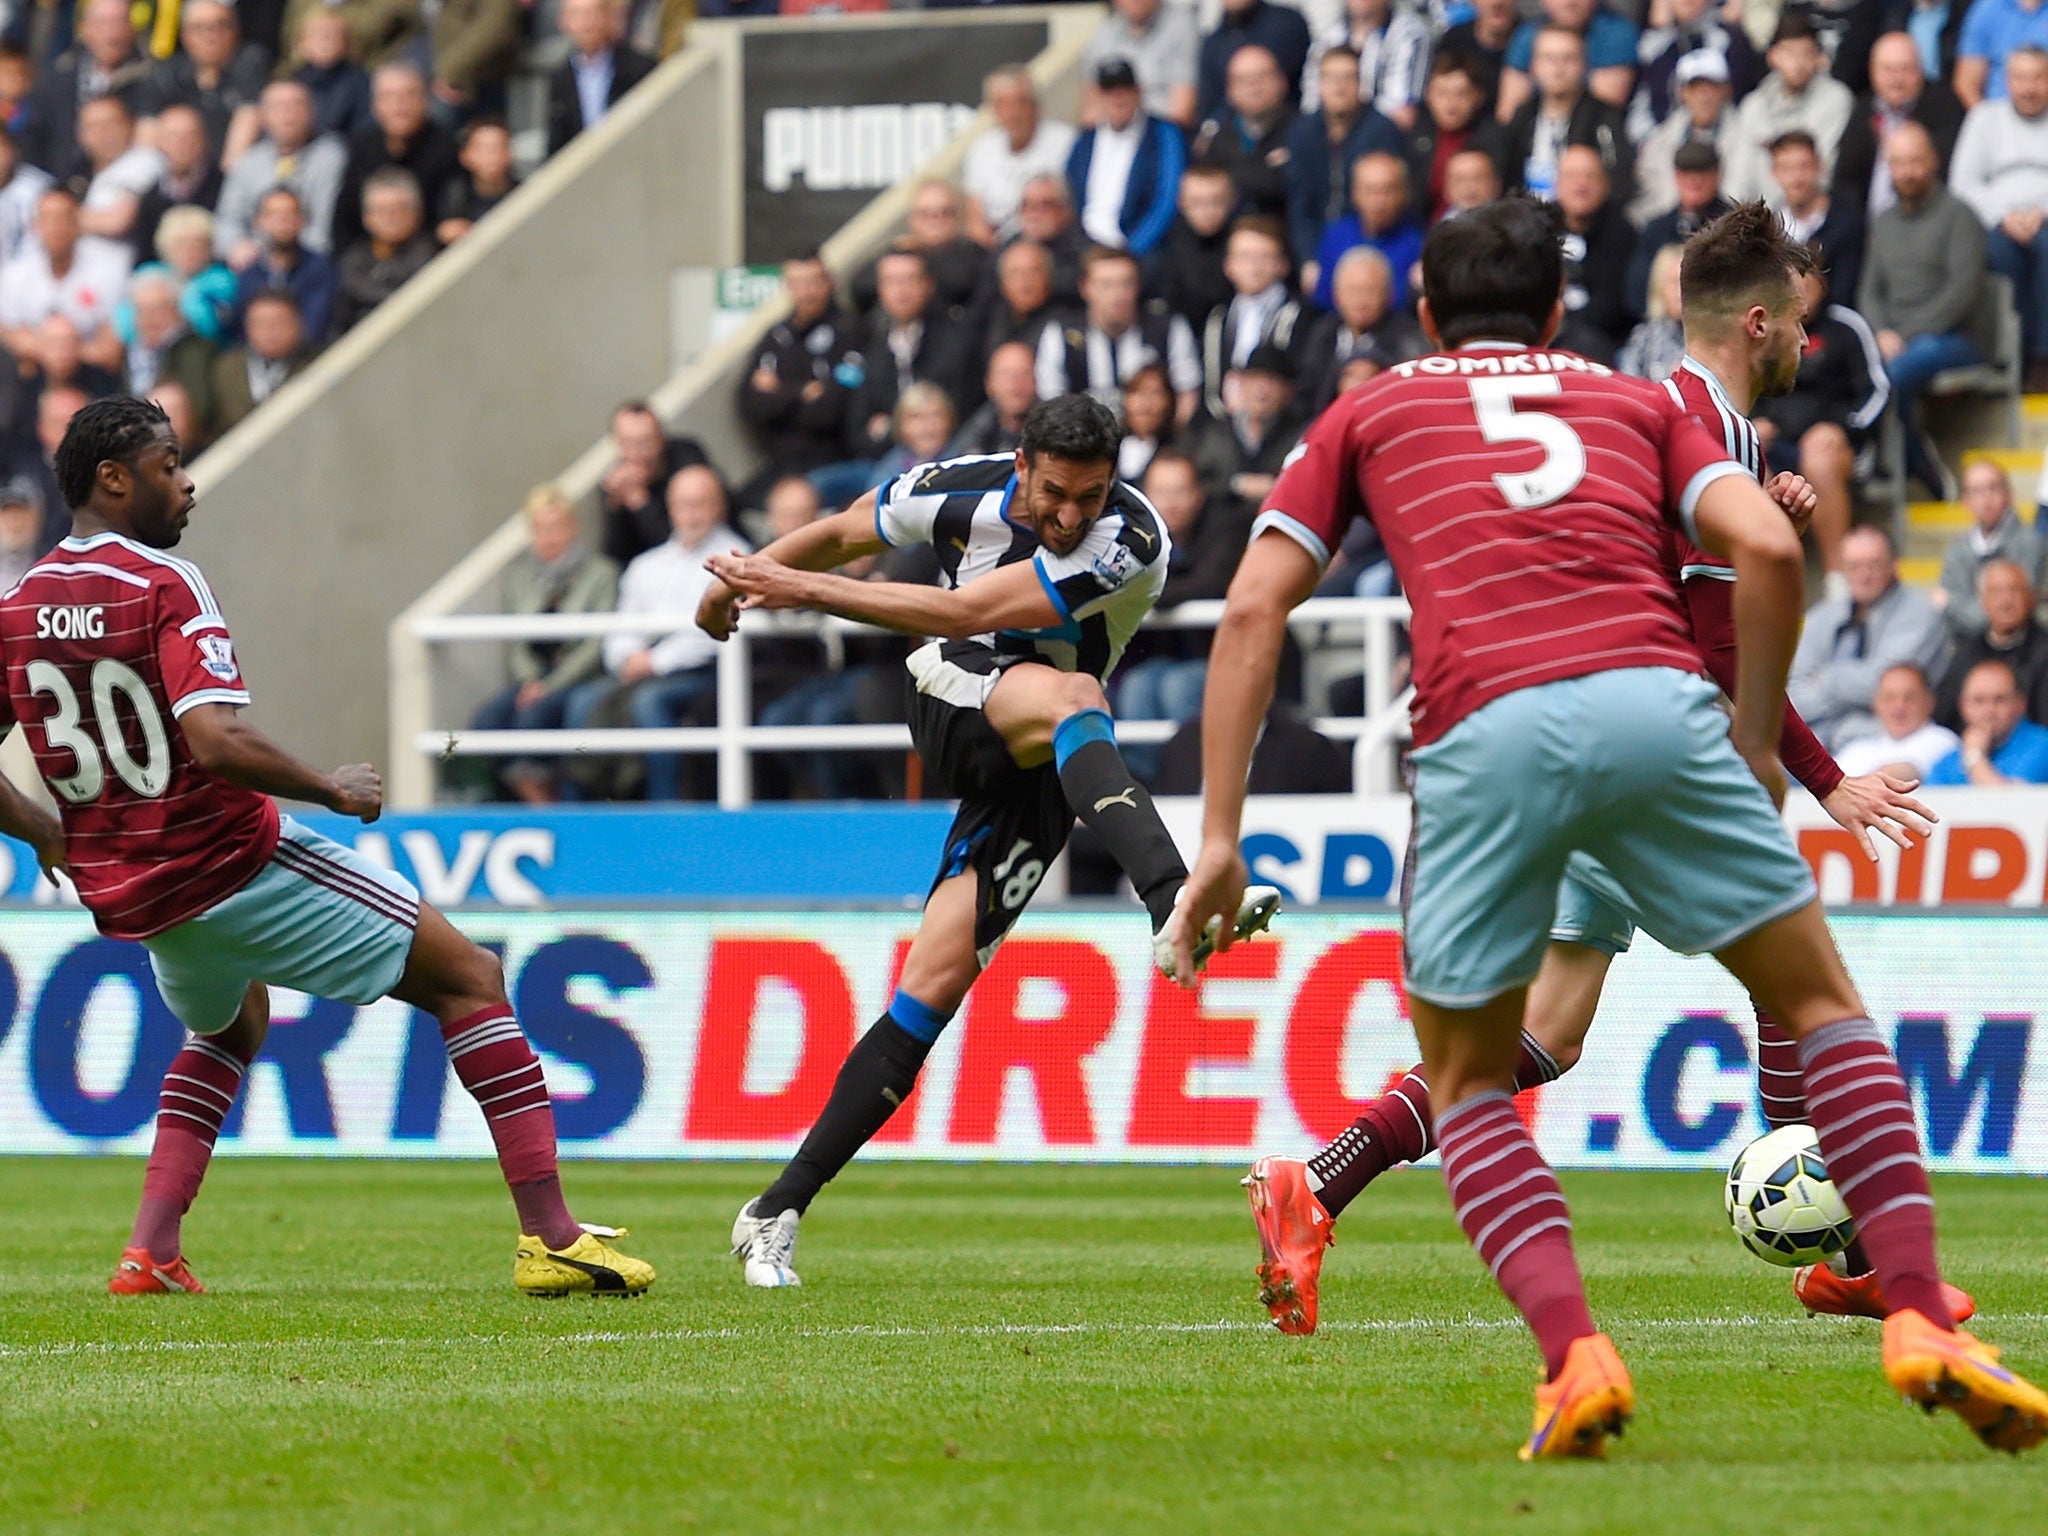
[
  {"x1": 1662, "y1": 356, "x2": 1763, "y2": 583},
  {"x1": 874, "y1": 452, "x2": 1172, "y2": 683}
]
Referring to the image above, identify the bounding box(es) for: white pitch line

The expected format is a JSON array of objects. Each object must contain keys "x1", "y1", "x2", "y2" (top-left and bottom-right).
[{"x1": 8, "y1": 1312, "x2": 2046, "y2": 1363}]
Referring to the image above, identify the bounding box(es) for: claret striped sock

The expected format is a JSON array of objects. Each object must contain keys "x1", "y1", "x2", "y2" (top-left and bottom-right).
[{"x1": 442, "y1": 1007, "x2": 580, "y2": 1249}]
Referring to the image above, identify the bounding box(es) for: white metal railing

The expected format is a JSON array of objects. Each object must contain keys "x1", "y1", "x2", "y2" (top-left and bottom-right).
[{"x1": 409, "y1": 596, "x2": 1415, "y2": 807}]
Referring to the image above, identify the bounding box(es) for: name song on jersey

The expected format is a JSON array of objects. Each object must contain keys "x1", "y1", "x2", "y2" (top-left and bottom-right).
[{"x1": 33, "y1": 606, "x2": 106, "y2": 640}]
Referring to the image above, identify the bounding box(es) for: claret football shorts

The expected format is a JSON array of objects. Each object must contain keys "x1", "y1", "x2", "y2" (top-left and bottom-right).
[
  {"x1": 144, "y1": 816, "x2": 423, "y2": 1034},
  {"x1": 1402, "y1": 667, "x2": 1817, "y2": 1008}
]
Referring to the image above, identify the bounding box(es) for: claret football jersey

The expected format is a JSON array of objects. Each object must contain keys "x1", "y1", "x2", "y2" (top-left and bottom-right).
[
  {"x1": 1255, "y1": 343, "x2": 1747, "y2": 746},
  {"x1": 0, "y1": 531, "x2": 280, "y2": 939}
]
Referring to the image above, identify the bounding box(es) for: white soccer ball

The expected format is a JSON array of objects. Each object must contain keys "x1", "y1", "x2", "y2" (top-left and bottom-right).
[{"x1": 1724, "y1": 1124, "x2": 1856, "y2": 1268}]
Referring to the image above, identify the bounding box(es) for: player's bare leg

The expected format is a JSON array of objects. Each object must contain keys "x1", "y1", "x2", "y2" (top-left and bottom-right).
[
  {"x1": 735, "y1": 873, "x2": 981, "y2": 1286},
  {"x1": 1246, "y1": 943, "x2": 1601, "y2": 1334},
  {"x1": 111, "y1": 982, "x2": 269, "y2": 1295},
  {"x1": 390, "y1": 903, "x2": 653, "y2": 1296},
  {"x1": 984, "y1": 663, "x2": 1278, "y2": 966},
  {"x1": 1717, "y1": 901, "x2": 2046, "y2": 1450},
  {"x1": 1415, "y1": 987, "x2": 1632, "y2": 1459}
]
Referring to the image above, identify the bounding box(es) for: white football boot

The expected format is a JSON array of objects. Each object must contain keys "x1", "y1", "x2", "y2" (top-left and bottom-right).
[{"x1": 731, "y1": 1197, "x2": 802, "y2": 1288}]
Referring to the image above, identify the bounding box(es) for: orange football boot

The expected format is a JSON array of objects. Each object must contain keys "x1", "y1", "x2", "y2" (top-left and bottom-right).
[
  {"x1": 1521, "y1": 1333, "x2": 1635, "y2": 1461},
  {"x1": 1884, "y1": 1308, "x2": 2048, "y2": 1453},
  {"x1": 108, "y1": 1247, "x2": 205, "y2": 1296},
  {"x1": 1242, "y1": 1156, "x2": 1334, "y2": 1335},
  {"x1": 1794, "y1": 1263, "x2": 1975, "y2": 1323}
]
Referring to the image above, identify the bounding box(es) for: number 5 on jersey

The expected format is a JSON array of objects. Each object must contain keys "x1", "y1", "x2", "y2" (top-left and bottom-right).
[
  {"x1": 1470, "y1": 376, "x2": 1589, "y2": 510},
  {"x1": 27, "y1": 658, "x2": 173, "y2": 802}
]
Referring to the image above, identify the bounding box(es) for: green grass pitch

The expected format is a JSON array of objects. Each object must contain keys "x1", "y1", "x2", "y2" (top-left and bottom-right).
[{"x1": 1, "y1": 1159, "x2": 2042, "y2": 1534}]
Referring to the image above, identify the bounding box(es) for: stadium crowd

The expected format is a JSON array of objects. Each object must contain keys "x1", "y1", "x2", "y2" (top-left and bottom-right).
[
  {"x1": 0, "y1": 0, "x2": 672, "y2": 546},
  {"x1": 457, "y1": 0, "x2": 2048, "y2": 803}
]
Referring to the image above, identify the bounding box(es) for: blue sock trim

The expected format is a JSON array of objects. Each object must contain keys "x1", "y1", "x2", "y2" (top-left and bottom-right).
[
  {"x1": 1052, "y1": 708, "x2": 1116, "y2": 772},
  {"x1": 887, "y1": 989, "x2": 955, "y2": 1044}
]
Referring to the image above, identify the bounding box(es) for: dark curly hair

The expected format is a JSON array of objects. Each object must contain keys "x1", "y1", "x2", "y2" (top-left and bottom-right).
[
  {"x1": 1019, "y1": 392, "x2": 1121, "y2": 466},
  {"x1": 53, "y1": 395, "x2": 171, "y2": 512},
  {"x1": 1420, "y1": 194, "x2": 1566, "y2": 350}
]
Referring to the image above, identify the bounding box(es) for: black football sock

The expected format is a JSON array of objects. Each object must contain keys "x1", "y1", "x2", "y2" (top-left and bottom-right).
[
  {"x1": 1053, "y1": 709, "x2": 1186, "y2": 930},
  {"x1": 753, "y1": 1003, "x2": 942, "y2": 1219}
]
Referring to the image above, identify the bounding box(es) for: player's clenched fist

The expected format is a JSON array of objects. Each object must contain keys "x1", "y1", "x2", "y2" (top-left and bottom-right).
[
  {"x1": 696, "y1": 578, "x2": 742, "y2": 641},
  {"x1": 327, "y1": 764, "x2": 383, "y2": 822},
  {"x1": 1765, "y1": 471, "x2": 1817, "y2": 533}
]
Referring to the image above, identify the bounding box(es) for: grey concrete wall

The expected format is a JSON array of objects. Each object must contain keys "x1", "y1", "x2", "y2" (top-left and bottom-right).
[{"x1": 182, "y1": 44, "x2": 737, "y2": 771}]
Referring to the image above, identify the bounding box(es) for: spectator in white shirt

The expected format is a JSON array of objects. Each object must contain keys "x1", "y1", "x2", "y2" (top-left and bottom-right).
[
  {"x1": 75, "y1": 95, "x2": 166, "y2": 260},
  {"x1": 1832, "y1": 662, "x2": 1961, "y2": 778},
  {"x1": 568, "y1": 465, "x2": 749, "y2": 801},
  {"x1": 963, "y1": 67, "x2": 1078, "y2": 246},
  {"x1": 0, "y1": 188, "x2": 130, "y2": 375},
  {"x1": 1723, "y1": 16, "x2": 1853, "y2": 202}
]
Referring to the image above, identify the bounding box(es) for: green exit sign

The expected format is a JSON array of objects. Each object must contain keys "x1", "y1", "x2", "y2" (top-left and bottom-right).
[{"x1": 717, "y1": 265, "x2": 784, "y2": 312}]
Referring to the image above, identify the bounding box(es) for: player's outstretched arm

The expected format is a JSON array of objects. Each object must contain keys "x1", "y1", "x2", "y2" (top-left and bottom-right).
[
  {"x1": 178, "y1": 704, "x2": 384, "y2": 822},
  {"x1": 697, "y1": 497, "x2": 889, "y2": 640},
  {"x1": 705, "y1": 550, "x2": 1060, "y2": 642},
  {"x1": 1690, "y1": 475, "x2": 1806, "y2": 796},
  {"x1": 0, "y1": 772, "x2": 66, "y2": 884},
  {"x1": 1167, "y1": 531, "x2": 1321, "y2": 986}
]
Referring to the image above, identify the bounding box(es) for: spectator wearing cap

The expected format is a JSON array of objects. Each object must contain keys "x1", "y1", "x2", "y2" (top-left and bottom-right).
[
  {"x1": 1182, "y1": 340, "x2": 1309, "y2": 520},
  {"x1": 1401, "y1": 50, "x2": 1513, "y2": 227},
  {"x1": 1951, "y1": 44, "x2": 2048, "y2": 393},
  {"x1": 547, "y1": 0, "x2": 658, "y2": 160},
  {"x1": 0, "y1": 479, "x2": 43, "y2": 586},
  {"x1": 1300, "y1": 0, "x2": 1431, "y2": 130},
  {"x1": 1832, "y1": 31, "x2": 1964, "y2": 221},
  {"x1": 1768, "y1": 130, "x2": 1864, "y2": 311},
  {"x1": 1502, "y1": 26, "x2": 1631, "y2": 203},
  {"x1": 1198, "y1": 214, "x2": 1311, "y2": 419},
  {"x1": 1189, "y1": 45, "x2": 1297, "y2": 224},
  {"x1": 962, "y1": 66, "x2": 1078, "y2": 247},
  {"x1": 1311, "y1": 150, "x2": 1423, "y2": 310},
  {"x1": 1067, "y1": 58, "x2": 1185, "y2": 257},
  {"x1": 1082, "y1": 0, "x2": 1200, "y2": 129},
  {"x1": 1933, "y1": 462, "x2": 2048, "y2": 637},
  {"x1": 1436, "y1": 0, "x2": 1519, "y2": 119},
  {"x1": 1631, "y1": 48, "x2": 1736, "y2": 226},
  {"x1": 1626, "y1": 138, "x2": 1731, "y2": 318},
  {"x1": 1286, "y1": 44, "x2": 1404, "y2": 273},
  {"x1": 1297, "y1": 244, "x2": 1424, "y2": 411},
  {"x1": 1630, "y1": 0, "x2": 1763, "y2": 143},
  {"x1": 1955, "y1": 0, "x2": 2048, "y2": 107},
  {"x1": 1554, "y1": 144, "x2": 1634, "y2": 361},
  {"x1": 1196, "y1": 0, "x2": 1311, "y2": 124},
  {"x1": 1498, "y1": 0, "x2": 1641, "y2": 125},
  {"x1": 1723, "y1": 17, "x2": 1854, "y2": 202},
  {"x1": 1860, "y1": 119, "x2": 1988, "y2": 498},
  {"x1": 1924, "y1": 659, "x2": 2048, "y2": 785},
  {"x1": 1148, "y1": 163, "x2": 1237, "y2": 327}
]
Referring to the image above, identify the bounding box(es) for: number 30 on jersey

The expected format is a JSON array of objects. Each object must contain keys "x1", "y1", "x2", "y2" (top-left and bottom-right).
[{"x1": 26, "y1": 658, "x2": 172, "y2": 802}]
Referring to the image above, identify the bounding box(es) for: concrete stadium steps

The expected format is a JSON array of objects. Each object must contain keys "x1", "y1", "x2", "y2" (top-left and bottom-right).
[{"x1": 1896, "y1": 402, "x2": 2048, "y2": 568}]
